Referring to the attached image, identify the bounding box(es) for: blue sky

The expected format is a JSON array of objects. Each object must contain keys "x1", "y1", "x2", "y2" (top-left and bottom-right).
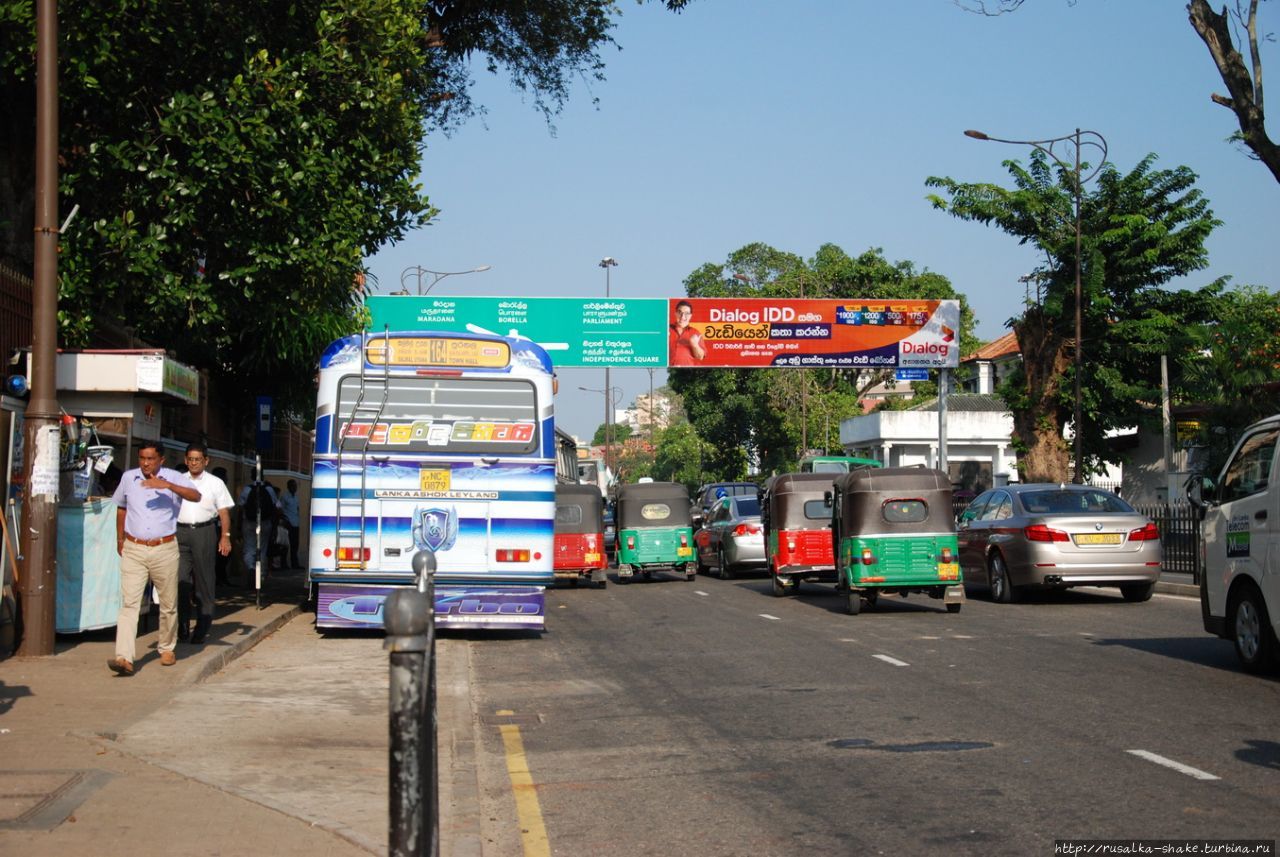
[{"x1": 365, "y1": 1, "x2": 1277, "y2": 442}]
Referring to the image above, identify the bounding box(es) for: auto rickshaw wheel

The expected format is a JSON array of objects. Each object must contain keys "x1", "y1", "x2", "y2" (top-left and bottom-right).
[
  {"x1": 685, "y1": 565, "x2": 696, "y2": 582},
  {"x1": 946, "y1": 602, "x2": 962, "y2": 613},
  {"x1": 846, "y1": 589, "x2": 862, "y2": 615},
  {"x1": 771, "y1": 575, "x2": 788, "y2": 597}
]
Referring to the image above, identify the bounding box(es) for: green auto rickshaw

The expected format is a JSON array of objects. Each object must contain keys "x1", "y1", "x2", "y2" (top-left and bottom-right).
[
  {"x1": 614, "y1": 481, "x2": 696, "y2": 583},
  {"x1": 829, "y1": 466, "x2": 964, "y2": 615}
]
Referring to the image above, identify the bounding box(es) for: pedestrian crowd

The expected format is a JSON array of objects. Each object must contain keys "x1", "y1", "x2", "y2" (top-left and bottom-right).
[{"x1": 107, "y1": 442, "x2": 304, "y2": 676}]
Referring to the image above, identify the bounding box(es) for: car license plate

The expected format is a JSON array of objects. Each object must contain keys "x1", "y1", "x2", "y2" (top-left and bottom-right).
[
  {"x1": 937, "y1": 562, "x2": 959, "y2": 580},
  {"x1": 1073, "y1": 533, "x2": 1122, "y2": 546},
  {"x1": 677, "y1": 547, "x2": 692, "y2": 557},
  {"x1": 419, "y1": 468, "x2": 450, "y2": 492}
]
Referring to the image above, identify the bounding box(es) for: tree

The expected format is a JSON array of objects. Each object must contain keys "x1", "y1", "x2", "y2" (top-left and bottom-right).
[
  {"x1": 927, "y1": 152, "x2": 1223, "y2": 481},
  {"x1": 0, "y1": 0, "x2": 693, "y2": 422},
  {"x1": 1179, "y1": 284, "x2": 1280, "y2": 470},
  {"x1": 591, "y1": 421, "x2": 632, "y2": 446},
  {"x1": 956, "y1": 1, "x2": 1279, "y2": 186},
  {"x1": 1189, "y1": 0, "x2": 1280, "y2": 184},
  {"x1": 651, "y1": 421, "x2": 708, "y2": 494},
  {"x1": 669, "y1": 242, "x2": 977, "y2": 476}
]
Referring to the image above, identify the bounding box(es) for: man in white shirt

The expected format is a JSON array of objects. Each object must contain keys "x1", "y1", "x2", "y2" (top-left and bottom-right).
[{"x1": 176, "y1": 443, "x2": 234, "y2": 645}]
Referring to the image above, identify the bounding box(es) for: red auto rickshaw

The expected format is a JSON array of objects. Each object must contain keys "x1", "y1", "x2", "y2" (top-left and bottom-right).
[{"x1": 554, "y1": 483, "x2": 608, "y2": 588}]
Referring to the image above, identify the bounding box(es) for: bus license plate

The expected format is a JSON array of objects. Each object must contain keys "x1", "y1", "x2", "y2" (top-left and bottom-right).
[
  {"x1": 937, "y1": 562, "x2": 959, "y2": 580},
  {"x1": 1073, "y1": 533, "x2": 1122, "y2": 546},
  {"x1": 420, "y1": 469, "x2": 450, "y2": 492}
]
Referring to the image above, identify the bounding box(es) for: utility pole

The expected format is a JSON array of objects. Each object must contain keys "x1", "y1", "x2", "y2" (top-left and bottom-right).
[{"x1": 17, "y1": 0, "x2": 61, "y2": 656}]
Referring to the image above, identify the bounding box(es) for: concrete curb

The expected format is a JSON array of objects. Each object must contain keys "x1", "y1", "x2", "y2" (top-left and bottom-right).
[
  {"x1": 1154, "y1": 581, "x2": 1199, "y2": 598},
  {"x1": 437, "y1": 638, "x2": 484, "y2": 857},
  {"x1": 182, "y1": 602, "x2": 304, "y2": 687}
]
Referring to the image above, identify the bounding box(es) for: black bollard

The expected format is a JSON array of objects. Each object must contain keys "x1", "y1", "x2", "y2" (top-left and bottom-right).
[{"x1": 385, "y1": 551, "x2": 437, "y2": 857}]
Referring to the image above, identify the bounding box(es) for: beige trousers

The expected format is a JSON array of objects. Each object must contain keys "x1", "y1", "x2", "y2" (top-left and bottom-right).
[{"x1": 114, "y1": 539, "x2": 179, "y2": 663}]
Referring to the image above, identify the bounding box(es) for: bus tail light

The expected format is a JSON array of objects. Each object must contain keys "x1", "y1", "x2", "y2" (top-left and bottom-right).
[
  {"x1": 861, "y1": 548, "x2": 877, "y2": 566},
  {"x1": 336, "y1": 546, "x2": 370, "y2": 563},
  {"x1": 496, "y1": 548, "x2": 531, "y2": 563},
  {"x1": 1025, "y1": 524, "x2": 1069, "y2": 543},
  {"x1": 1127, "y1": 523, "x2": 1160, "y2": 541}
]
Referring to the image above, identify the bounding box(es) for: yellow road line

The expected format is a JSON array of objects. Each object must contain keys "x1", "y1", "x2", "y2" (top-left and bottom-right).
[{"x1": 496, "y1": 710, "x2": 550, "y2": 857}]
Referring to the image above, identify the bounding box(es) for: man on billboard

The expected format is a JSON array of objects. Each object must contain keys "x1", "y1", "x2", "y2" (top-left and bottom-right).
[{"x1": 669, "y1": 300, "x2": 706, "y2": 366}]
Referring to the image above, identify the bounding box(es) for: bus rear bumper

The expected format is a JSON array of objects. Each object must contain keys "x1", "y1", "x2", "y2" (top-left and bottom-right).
[{"x1": 316, "y1": 583, "x2": 545, "y2": 631}]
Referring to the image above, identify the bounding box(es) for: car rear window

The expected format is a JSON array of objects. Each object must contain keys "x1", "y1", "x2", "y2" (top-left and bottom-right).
[
  {"x1": 883, "y1": 499, "x2": 928, "y2": 523},
  {"x1": 1021, "y1": 490, "x2": 1133, "y2": 514},
  {"x1": 735, "y1": 497, "x2": 760, "y2": 517}
]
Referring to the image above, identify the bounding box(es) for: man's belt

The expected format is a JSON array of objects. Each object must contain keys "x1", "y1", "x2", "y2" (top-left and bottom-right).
[
  {"x1": 178, "y1": 519, "x2": 218, "y2": 529},
  {"x1": 124, "y1": 533, "x2": 176, "y2": 546}
]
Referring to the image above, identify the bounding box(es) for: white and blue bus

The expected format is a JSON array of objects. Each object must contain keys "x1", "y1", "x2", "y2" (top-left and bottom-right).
[{"x1": 308, "y1": 329, "x2": 556, "y2": 630}]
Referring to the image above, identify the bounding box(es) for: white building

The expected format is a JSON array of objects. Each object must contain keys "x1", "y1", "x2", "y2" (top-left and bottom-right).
[{"x1": 839, "y1": 394, "x2": 1018, "y2": 494}]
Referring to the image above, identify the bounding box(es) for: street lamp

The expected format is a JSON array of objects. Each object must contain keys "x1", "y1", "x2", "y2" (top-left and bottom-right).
[
  {"x1": 579, "y1": 385, "x2": 622, "y2": 470},
  {"x1": 599, "y1": 257, "x2": 618, "y2": 469},
  {"x1": 964, "y1": 127, "x2": 1107, "y2": 484},
  {"x1": 398, "y1": 264, "x2": 491, "y2": 296}
]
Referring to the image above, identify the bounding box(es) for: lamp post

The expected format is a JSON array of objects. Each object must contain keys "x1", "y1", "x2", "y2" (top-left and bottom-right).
[
  {"x1": 398, "y1": 264, "x2": 491, "y2": 296},
  {"x1": 579, "y1": 385, "x2": 621, "y2": 471},
  {"x1": 599, "y1": 257, "x2": 618, "y2": 468},
  {"x1": 964, "y1": 128, "x2": 1107, "y2": 484}
]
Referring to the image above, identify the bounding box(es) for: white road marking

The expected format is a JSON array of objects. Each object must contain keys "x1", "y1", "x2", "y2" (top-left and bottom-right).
[
  {"x1": 952, "y1": 634, "x2": 975, "y2": 639},
  {"x1": 919, "y1": 635, "x2": 942, "y2": 640},
  {"x1": 759, "y1": 613, "x2": 782, "y2": 621},
  {"x1": 873, "y1": 654, "x2": 910, "y2": 667},
  {"x1": 838, "y1": 638, "x2": 858, "y2": 643},
  {"x1": 1126, "y1": 750, "x2": 1220, "y2": 781},
  {"x1": 694, "y1": 591, "x2": 709, "y2": 597}
]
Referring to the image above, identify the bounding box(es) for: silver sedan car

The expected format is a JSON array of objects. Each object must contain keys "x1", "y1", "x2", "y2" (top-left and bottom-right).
[
  {"x1": 694, "y1": 495, "x2": 766, "y2": 579},
  {"x1": 957, "y1": 484, "x2": 1162, "y2": 603}
]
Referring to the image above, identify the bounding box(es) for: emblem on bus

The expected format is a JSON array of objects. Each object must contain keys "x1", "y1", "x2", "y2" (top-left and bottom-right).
[{"x1": 413, "y1": 506, "x2": 458, "y2": 552}]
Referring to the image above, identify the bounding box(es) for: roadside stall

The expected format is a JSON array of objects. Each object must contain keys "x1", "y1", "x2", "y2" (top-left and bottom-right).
[{"x1": 2, "y1": 350, "x2": 200, "y2": 632}]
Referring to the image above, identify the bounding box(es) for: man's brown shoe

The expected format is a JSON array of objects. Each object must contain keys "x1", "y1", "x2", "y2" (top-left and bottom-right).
[
  {"x1": 160, "y1": 650, "x2": 177, "y2": 666},
  {"x1": 107, "y1": 657, "x2": 134, "y2": 676}
]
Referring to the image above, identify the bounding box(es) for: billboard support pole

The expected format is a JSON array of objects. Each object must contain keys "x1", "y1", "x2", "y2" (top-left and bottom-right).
[{"x1": 938, "y1": 368, "x2": 949, "y2": 478}]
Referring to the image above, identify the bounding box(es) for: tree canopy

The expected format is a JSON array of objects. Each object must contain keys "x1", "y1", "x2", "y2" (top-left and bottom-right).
[
  {"x1": 668, "y1": 242, "x2": 977, "y2": 479},
  {"x1": 0, "y1": 0, "x2": 691, "y2": 425},
  {"x1": 928, "y1": 152, "x2": 1223, "y2": 480}
]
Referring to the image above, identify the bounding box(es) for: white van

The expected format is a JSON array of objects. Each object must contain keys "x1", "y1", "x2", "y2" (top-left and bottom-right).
[{"x1": 1188, "y1": 413, "x2": 1280, "y2": 672}]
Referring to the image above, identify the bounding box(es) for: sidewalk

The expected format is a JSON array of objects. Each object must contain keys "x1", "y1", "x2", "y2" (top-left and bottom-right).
[{"x1": 0, "y1": 568, "x2": 370, "y2": 856}]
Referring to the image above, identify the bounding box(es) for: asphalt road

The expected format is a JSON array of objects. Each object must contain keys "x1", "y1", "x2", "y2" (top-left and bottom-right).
[
  {"x1": 469, "y1": 574, "x2": 1280, "y2": 856},
  {"x1": 99, "y1": 574, "x2": 1279, "y2": 857}
]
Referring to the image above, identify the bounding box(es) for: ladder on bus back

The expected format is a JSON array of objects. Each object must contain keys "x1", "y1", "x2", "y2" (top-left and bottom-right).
[{"x1": 334, "y1": 329, "x2": 391, "y2": 573}]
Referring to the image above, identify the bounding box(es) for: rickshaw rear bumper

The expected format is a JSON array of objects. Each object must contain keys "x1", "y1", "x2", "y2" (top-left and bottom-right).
[{"x1": 775, "y1": 564, "x2": 836, "y2": 580}]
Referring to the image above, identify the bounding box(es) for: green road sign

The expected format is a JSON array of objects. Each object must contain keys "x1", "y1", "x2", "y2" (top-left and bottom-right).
[{"x1": 366, "y1": 296, "x2": 668, "y2": 368}]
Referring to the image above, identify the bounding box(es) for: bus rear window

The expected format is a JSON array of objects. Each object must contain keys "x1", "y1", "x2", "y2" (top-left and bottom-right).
[{"x1": 335, "y1": 376, "x2": 539, "y2": 455}]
